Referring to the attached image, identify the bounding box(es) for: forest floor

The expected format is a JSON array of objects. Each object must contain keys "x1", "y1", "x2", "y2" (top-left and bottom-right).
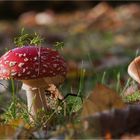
[{"x1": 0, "y1": 2, "x2": 140, "y2": 139}]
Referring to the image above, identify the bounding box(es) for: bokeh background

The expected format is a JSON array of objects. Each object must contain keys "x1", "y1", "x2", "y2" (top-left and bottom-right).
[
  {"x1": 0, "y1": 1, "x2": 132, "y2": 19},
  {"x1": 0, "y1": 1, "x2": 139, "y2": 110}
]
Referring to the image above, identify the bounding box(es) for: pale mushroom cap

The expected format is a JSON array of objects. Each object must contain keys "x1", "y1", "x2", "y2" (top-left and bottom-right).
[{"x1": 128, "y1": 56, "x2": 140, "y2": 84}]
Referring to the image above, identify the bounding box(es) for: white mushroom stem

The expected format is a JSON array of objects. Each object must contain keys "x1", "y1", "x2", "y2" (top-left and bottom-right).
[
  {"x1": 22, "y1": 83, "x2": 48, "y2": 120},
  {"x1": 21, "y1": 76, "x2": 65, "y2": 121}
]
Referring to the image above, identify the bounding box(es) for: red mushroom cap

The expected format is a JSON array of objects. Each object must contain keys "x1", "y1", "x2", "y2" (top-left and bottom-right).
[{"x1": 0, "y1": 46, "x2": 67, "y2": 80}]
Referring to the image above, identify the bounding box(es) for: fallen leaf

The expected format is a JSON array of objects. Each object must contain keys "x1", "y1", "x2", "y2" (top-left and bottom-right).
[
  {"x1": 2, "y1": 119, "x2": 34, "y2": 139},
  {"x1": 0, "y1": 124, "x2": 16, "y2": 139},
  {"x1": 81, "y1": 84, "x2": 125, "y2": 118},
  {"x1": 8, "y1": 119, "x2": 30, "y2": 129}
]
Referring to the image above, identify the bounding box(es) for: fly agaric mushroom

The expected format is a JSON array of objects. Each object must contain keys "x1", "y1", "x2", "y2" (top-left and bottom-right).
[
  {"x1": 0, "y1": 46, "x2": 67, "y2": 120},
  {"x1": 128, "y1": 56, "x2": 140, "y2": 84}
]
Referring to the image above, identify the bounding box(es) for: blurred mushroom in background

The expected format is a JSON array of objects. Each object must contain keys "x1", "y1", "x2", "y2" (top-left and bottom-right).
[{"x1": 19, "y1": 10, "x2": 55, "y2": 27}]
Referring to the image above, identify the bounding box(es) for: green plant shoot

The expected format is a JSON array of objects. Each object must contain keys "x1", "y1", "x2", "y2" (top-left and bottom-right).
[{"x1": 14, "y1": 28, "x2": 43, "y2": 47}]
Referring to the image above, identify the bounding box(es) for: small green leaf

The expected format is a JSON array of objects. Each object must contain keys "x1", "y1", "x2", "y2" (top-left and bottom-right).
[
  {"x1": 30, "y1": 32, "x2": 43, "y2": 46},
  {"x1": 123, "y1": 91, "x2": 140, "y2": 102},
  {"x1": 54, "y1": 42, "x2": 64, "y2": 50},
  {"x1": 14, "y1": 28, "x2": 43, "y2": 47},
  {"x1": 4, "y1": 48, "x2": 9, "y2": 52},
  {"x1": 66, "y1": 95, "x2": 83, "y2": 113}
]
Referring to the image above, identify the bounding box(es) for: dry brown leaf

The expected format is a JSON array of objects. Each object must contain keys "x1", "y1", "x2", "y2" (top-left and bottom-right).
[
  {"x1": 8, "y1": 119, "x2": 30, "y2": 129},
  {"x1": 81, "y1": 84, "x2": 125, "y2": 118},
  {"x1": 0, "y1": 124, "x2": 16, "y2": 138},
  {"x1": 0, "y1": 119, "x2": 33, "y2": 139}
]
